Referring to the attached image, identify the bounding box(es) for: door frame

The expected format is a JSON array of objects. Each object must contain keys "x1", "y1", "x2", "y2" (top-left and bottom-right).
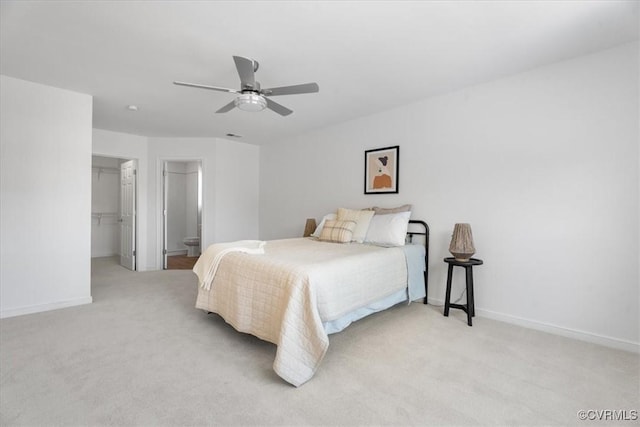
[
  {"x1": 156, "y1": 157, "x2": 205, "y2": 270},
  {"x1": 90, "y1": 154, "x2": 139, "y2": 271},
  {"x1": 119, "y1": 159, "x2": 137, "y2": 271}
]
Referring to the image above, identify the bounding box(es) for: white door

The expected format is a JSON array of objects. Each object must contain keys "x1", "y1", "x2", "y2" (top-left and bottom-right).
[
  {"x1": 120, "y1": 160, "x2": 137, "y2": 270},
  {"x1": 162, "y1": 162, "x2": 168, "y2": 269}
]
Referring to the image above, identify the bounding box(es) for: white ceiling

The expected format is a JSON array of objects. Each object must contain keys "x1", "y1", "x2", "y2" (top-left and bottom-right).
[{"x1": 1, "y1": 1, "x2": 638, "y2": 144}]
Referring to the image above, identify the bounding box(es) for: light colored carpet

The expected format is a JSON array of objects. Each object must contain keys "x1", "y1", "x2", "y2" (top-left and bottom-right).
[{"x1": 1, "y1": 257, "x2": 637, "y2": 426}]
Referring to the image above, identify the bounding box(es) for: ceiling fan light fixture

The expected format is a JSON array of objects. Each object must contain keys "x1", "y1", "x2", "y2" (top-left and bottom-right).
[
  {"x1": 174, "y1": 55, "x2": 318, "y2": 116},
  {"x1": 235, "y1": 93, "x2": 267, "y2": 112}
]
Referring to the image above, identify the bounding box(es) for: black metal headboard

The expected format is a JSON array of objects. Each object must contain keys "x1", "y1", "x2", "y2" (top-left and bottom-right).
[{"x1": 407, "y1": 220, "x2": 430, "y2": 304}]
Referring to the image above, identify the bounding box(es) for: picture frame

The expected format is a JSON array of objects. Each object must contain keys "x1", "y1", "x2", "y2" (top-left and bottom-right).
[{"x1": 364, "y1": 145, "x2": 399, "y2": 194}]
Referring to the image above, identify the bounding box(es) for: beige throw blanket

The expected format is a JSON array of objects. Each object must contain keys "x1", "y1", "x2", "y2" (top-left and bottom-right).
[{"x1": 193, "y1": 240, "x2": 266, "y2": 290}]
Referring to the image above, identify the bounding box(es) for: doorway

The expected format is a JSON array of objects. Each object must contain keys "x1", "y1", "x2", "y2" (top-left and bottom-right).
[
  {"x1": 91, "y1": 155, "x2": 137, "y2": 271},
  {"x1": 163, "y1": 160, "x2": 202, "y2": 270}
]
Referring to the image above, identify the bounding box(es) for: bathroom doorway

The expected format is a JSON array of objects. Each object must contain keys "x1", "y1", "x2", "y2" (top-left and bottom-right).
[{"x1": 163, "y1": 160, "x2": 202, "y2": 270}]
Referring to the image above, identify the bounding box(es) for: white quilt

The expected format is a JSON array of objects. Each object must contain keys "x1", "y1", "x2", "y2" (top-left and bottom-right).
[{"x1": 194, "y1": 238, "x2": 408, "y2": 387}]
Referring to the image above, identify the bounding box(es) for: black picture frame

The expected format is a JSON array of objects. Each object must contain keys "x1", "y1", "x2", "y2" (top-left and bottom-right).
[{"x1": 364, "y1": 145, "x2": 399, "y2": 194}]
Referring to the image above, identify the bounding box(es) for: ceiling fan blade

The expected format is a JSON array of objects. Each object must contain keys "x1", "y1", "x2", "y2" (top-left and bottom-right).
[
  {"x1": 265, "y1": 98, "x2": 293, "y2": 116},
  {"x1": 262, "y1": 83, "x2": 319, "y2": 97},
  {"x1": 233, "y1": 56, "x2": 257, "y2": 89},
  {"x1": 215, "y1": 100, "x2": 236, "y2": 114},
  {"x1": 174, "y1": 81, "x2": 240, "y2": 94}
]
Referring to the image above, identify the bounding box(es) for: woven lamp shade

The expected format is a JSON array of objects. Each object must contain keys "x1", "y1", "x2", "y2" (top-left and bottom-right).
[
  {"x1": 449, "y1": 223, "x2": 475, "y2": 262},
  {"x1": 303, "y1": 218, "x2": 317, "y2": 237}
]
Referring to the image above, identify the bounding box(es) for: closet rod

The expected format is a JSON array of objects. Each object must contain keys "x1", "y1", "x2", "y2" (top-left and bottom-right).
[
  {"x1": 165, "y1": 170, "x2": 199, "y2": 175},
  {"x1": 92, "y1": 166, "x2": 120, "y2": 181},
  {"x1": 91, "y1": 212, "x2": 119, "y2": 226}
]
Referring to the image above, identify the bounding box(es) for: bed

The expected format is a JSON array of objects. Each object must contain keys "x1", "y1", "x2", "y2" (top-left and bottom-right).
[{"x1": 193, "y1": 218, "x2": 429, "y2": 387}]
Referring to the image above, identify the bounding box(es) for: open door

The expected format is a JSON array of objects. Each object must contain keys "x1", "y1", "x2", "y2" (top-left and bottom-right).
[
  {"x1": 119, "y1": 160, "x2": 137, "y2": 270},
  {"x1": 162, "y1": 162, "x2": 168, "y2": 269}
]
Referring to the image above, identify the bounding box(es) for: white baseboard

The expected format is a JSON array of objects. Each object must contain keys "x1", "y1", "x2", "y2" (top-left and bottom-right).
[
  {"x1": 427, "y1": 297, "x2": 639, "y2": 353},
  {"x1": 167, "y1": 249, "x2": 188, "y2": 256},
  {"x1": 91, "y1": 252, "x2": 117, "y2": 258},
  {"x1": 0, "y1": 296, "x2": 93, "y2": 319}
]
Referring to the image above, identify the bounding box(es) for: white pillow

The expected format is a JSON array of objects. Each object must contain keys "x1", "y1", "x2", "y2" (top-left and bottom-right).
[
  {"x1": 372, "y1": 204, "x2": 412, "y2": 215},
  {"x1": 364, "y1": 211, "x2": 411, "y2": 247},
  {"x1": 311, "y1": 213, "x2": 337, "y2": 238},
  {"x1": 336, "y1": 208, "x2": 375, "y2": 243}
]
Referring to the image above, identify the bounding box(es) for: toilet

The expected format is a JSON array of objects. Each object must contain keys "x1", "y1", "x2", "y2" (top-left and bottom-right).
[{"x1": 183, "y1": 237, "x2": 200, "y2": 257}]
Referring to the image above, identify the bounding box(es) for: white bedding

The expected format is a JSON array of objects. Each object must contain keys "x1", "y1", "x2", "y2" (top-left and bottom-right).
[{"x1": 194, "y1": 238, "x2": 410, "y2": 387}]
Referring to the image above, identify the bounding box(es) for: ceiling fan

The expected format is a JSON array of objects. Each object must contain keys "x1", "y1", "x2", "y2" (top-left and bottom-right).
[{"x1": 174, "y1": 56, "x2": 319, "y2": 116}]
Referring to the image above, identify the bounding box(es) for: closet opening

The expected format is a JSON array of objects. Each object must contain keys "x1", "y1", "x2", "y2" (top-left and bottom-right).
[
  {"x1": 91, "y1": 155, "x2": 137, "y2": 271},
  {"x1": 162, "y1": 160, "x2": 202, "y2": 270}
]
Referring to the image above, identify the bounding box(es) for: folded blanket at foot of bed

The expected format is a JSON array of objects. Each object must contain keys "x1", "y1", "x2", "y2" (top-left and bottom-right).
[{"x1": 193, "y1": 240, "x2": 266, "y2": 290}]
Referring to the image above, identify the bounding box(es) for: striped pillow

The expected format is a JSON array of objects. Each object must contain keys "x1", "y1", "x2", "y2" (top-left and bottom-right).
[{"x1": 318, "y1": 220, "x2": 356, "y2": 243}]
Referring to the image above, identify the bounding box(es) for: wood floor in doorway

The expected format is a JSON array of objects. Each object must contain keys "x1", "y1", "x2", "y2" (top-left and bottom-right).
[{"x1": 167, "y1": 255, "x2": 199, "y2": 270}]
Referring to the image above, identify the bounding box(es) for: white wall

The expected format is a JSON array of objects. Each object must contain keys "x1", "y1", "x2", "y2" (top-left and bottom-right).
[
  {"x1": 259, "y1": 43, "x2": 639, "y2": 351},
  {"x1": 147, "y1": 138, "x2": 260, "y2": 270},
  {"x1": 1, "y1": 75, "x2": 93, "y2": 318},
  {"x1": 214, "y1": 138, "x2": 260, "y2": 243},
  {"x1": 92, "y1": 129, "x2": 149, "y2": 270}
]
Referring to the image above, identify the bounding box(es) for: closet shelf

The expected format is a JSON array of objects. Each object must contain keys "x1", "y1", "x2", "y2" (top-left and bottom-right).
[{"x1": 92, "y1": 212, "x2": 119, "y2": 225}]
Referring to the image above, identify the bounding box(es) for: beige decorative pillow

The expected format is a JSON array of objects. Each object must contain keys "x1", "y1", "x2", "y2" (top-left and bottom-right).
[
  {"x1": 319, "y1": 220, "x2": 357, "y2": 243},
  {"x1": 372, "y1": 204, "x2": 412, "y2": 215},
  {"x1": 311, "y1": 213, "x2": 337, "y2": 238},
  {"x1": 336, "y1": 208, "x2": 375, "y2": 243}
]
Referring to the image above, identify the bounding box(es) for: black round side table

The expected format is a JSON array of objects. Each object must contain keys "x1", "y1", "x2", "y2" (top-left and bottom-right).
[{"x1": 443, "y1": 257, "x2": 483, "y2": 326}]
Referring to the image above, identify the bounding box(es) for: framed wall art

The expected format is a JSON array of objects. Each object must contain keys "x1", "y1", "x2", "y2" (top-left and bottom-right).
[{"x1": 364, "y1": 145, "x2": 399, "y2": 194}]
